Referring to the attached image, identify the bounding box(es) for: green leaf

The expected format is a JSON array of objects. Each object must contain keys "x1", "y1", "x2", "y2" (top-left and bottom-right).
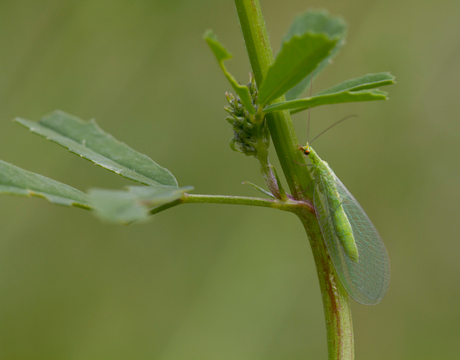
[
  {"x1": 90, "y1": 185, "x2": 193, "y2": 223},
  {"x1": 264, "y1": 89, "x2": 389, "y2": 114},
  {"x1": 0, "y1": 159, "x2": 90, "y2": 208},
  {"x1": 257, "y1": 32, "x2": 337, "y2": 105},
  {"x1": 317, "y1": 72, "x2": 395, "y2": 96},
  {"x1": 283, "y1": 10, "x2": 347, "y2": 100},
  {"x1": 204, "y1": 30, "x2": 256, "y2": 114},
  {"x1": 15, "y1": 111, "x2": 178, "y2": 187}
]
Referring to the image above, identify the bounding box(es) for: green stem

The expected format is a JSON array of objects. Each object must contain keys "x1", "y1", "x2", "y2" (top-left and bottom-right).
[
  {"x1": 256, "y1": 139, "x2": 280, "y2": 199},
  {"x1": 234, "y1": 0, "x2": 310, "y2": 197},
  {"x1": 184, "y1": 193, "x2": 284, "y2": 208},
  {"x1": 149, "y1": 193, "x2": 313, "y2": 216},
  {"x1": 297, "y1": 211, "x2": 354, "y2": 359},
  {"x1": 233, "y1": 1, "x2": 354, "y2": 359},
  {"x1": 149, "y1": 198, "x2": 183, "y2": 216}
]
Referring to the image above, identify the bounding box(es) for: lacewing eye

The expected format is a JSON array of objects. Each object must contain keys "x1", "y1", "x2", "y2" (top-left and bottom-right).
[{"x1": 299, "y1": 145, "x2": 310, "y2": 155}]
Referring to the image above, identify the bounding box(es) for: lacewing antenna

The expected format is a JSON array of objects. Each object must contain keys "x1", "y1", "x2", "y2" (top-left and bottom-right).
[
  {"x1": 310, "y1": 115, "x2": 358, "y2": 144},
  {"x1": 306, "y1": 75, "x2": 313, "y2": 142},
  {"x1": 305, "y1": 76, "x2": 357, "y2": 144}
]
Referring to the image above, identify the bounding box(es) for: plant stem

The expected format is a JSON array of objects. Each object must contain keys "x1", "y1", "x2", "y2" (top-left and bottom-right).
[
  {"x1": 256, "y1": 140, "x2": 281, "y2": 199},
  {"x1": 233, "y1": 1, "x2": 354, "y2": 359},
  {"x1": 184, "y1": 193, "x2": 281, "y2": 208},
  {"x1": 149, "y1": 193, "x2": 313, "y2": 216},
  {"x1": 234, "y1": 1, "x2": 310, "y2": 197},
  {"x1": 149, "y1": 198, "x2": 183, "y2": 216}
]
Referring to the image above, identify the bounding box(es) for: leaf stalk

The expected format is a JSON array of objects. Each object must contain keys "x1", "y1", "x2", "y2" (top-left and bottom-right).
[{"x1": 149, "y1": 193, "x2": 313, "y2": 216}]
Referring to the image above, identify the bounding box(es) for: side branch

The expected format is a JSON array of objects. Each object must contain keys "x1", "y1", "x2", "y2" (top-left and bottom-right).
[{"x1": 149, "y1": 193, "x2": 313, "y2": 216}]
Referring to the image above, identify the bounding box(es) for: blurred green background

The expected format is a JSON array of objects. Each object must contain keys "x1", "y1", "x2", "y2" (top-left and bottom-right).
[{"x1": 0, "y1": 0, "x2": 459, "y2": 359}]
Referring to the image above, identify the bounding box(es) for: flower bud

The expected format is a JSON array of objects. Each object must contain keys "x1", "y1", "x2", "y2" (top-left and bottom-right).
[{"x1": 224, "y1": 74, "x2": 269, "y2": 157}]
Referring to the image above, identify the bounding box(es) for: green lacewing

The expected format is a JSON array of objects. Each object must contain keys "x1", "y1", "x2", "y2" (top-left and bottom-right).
[{"x1": 300, "y1": 124, "x2": 390, "y2": 305}]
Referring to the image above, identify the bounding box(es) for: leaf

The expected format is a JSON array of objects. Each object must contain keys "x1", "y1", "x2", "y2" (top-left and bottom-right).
[
  {"x1": 15, "y1": 111, "x2": 178, "y2": 187},
  {"x1": 204, "y1": 30, "x2": 256, "y2": 114},
  {"x1": 257, "y1": 32, "x2": 337, "y2": 105},
  {"x1": 0, "y1": 159, "x2": 90, "y2": 208},
  {"x1": 90, "y1": 185, "x2": 193, "y2": 223},
  {"x1": 263, "y1": 89, "x2": 388, "y2": 114},
  {"x1": 283, "y1": 10, "x2": 347, "y2": 100},
  {"x1": 317, "y1": 72, "x2": 395, "y2": 96}
]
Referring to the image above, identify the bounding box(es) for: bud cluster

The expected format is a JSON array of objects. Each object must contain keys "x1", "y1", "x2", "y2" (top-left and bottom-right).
[{"x1": 224, "y1": 75, "x2": 270, "y2": 157}]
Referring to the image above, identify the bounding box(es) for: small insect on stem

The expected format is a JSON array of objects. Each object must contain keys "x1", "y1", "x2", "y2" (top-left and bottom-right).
[
  {"x1": 303, "y1": 144, "x2": 359, "y2": 263},
  {"x1": 298, "y1": 79, "x2": 389, "y2": 305}
]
